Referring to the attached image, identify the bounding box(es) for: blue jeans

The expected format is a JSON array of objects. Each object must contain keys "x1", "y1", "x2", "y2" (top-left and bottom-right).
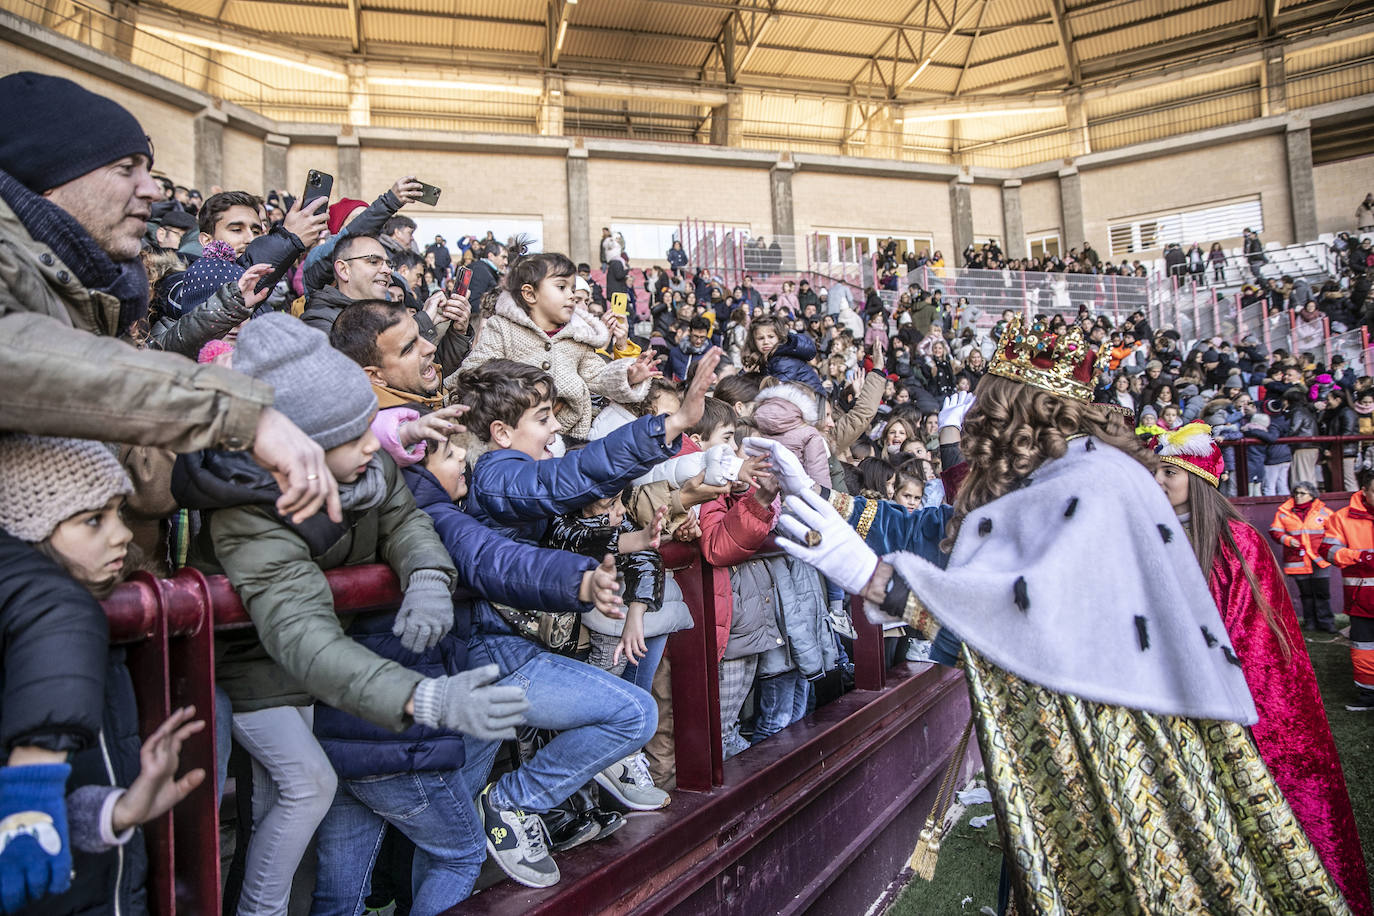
[
  {"x1": 462, "y1": 634, "x2": 657, "y2": 811},
  {"x1": 621, "y1": 633, "x2": 668, "y2": 691},
  {"x1": 310, "y1": 770, "x2": 485, "y2": 916},
  {"x1": 752, "y1": 671, "x2": 809, "y2": 742}
]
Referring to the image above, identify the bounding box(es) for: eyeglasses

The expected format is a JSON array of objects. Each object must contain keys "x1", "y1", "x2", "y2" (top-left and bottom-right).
[{"x1": 340, "y1": 254, "x2": 392, "y2": 269}]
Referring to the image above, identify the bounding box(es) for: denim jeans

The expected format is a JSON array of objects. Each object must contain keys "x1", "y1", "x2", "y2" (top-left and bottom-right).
[
  {"x1": 232, "y1": 706, "x2": 337, "y2": 916},
  {"x1": 461, "y1": 634, "x2": 657, "y2": 811},
  {"x1": 310, "y1": 770, "x2": 485, "y2": 916},
  {"x1": 752, "y1": 671, "x2": 809, "y2": 743},
  {"x1": 586, "y1": 631, "x2": 668, "y2": 692}
]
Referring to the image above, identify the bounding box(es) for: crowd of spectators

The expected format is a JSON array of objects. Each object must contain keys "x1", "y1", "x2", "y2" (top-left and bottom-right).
[{"x1": 1, "y1": 71, "x2": 1373, "y2": 916}]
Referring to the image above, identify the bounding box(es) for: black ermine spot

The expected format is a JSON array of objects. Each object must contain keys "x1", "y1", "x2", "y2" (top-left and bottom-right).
[
  {"x1": 1013, "y1": 476, "x2": 1033, "y2": 490},
  {"x1": 1201, "y1": 626, "x2": 1218, "y2": 648},
  {"x1": 1084, "y1": 439, "x2": 1096, "y2": 451},
  {"x1": 1134, "y1": 615, "x2": 1150, "y2": 651},
  {"x1": 1157, "y1": 524, "x2": 1173, "y2": 543},
  {"x1": 1222, "y1": 646, "x2": 1242, "y2": 667},
  {"x1": 1064, "y1": 497, "x2": 1079, "y2": 518},
  {"x1": 1013, "y1": 577, "x2": 1030, "y2": 612},
  {"x1": 978, "y1": 518, "x2": 993, "y2": 536}
]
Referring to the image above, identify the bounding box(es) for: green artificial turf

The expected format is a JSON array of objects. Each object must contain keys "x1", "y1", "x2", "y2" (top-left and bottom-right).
[{"x1": 886, "y1": 617, "x2": 1374, "y2": 915}]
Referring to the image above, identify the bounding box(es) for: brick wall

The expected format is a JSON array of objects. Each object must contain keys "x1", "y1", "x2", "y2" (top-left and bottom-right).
[
  {"x1": 970, "y1": 182, "x2": 1006, "y2": 248},
  {"x1": 285, "y1": 143, "x2": 339, "y2": 200},
  {"x1": 1313, "y1": 154, "x2": 1374, "y2": 235},
  {"x1": 791, "y1": 171, "x2": 953, "y2": 259},
  {"x1": 221, "y1": 126, "x2": 263, "y2": 196},
  {"x1": 1019, "y1": 178, "x2": 1063, "y2": 254}
]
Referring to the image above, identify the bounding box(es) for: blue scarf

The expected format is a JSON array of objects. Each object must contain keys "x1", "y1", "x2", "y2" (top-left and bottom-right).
[{"x1": 0, "y1": 166, "x2": 149, "y2": 335}]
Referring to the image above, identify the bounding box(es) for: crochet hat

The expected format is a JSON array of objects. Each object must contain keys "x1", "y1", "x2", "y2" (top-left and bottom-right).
[
  {"x1": 0, "y1": 435, "x2": 132, "y2": 542},
  {"x1": 233, "y1": 313, "x2": 378, "y2": 449},
  {"x1": 1148, "y1": 422, "x2": 1223, "y2": 488},
  {"x1": 173, "y1": 241, "x2": 243, "y2": 315},
  {"x1": 0, "y1": 73, "x2": 152, "y2": 192}
]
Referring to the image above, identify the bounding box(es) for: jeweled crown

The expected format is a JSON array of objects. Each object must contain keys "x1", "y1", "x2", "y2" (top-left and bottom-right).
[{"x1": 987, "y1": 315, "x2": 1101, "y2": 402}]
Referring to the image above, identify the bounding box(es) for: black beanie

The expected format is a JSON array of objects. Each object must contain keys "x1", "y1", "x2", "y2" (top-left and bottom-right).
[{"x1": 0, "y1": 72, "x2": 153, "y2": 192}]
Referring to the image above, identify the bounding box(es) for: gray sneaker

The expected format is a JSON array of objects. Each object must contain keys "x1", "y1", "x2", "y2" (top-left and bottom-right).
[
  {"x1": 479, "y1": 784, "x2": 560, "y2": 888},
  {"x1": 594, "y1": 752, "x2": 671, "y2": 810}
]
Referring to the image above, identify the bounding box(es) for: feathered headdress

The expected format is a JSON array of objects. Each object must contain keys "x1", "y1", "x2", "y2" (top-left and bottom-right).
[{"x1": 1147, "y1": 422, "x2": 1223, "y2": 487}]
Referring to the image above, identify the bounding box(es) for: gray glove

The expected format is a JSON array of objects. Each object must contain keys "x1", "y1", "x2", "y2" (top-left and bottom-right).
[
  {"x1": 391, "y1": 569, "x2": 454, "y2": 654},
  {"x1": 411, "y1": 664, "x2": 531, "y2": 741}
]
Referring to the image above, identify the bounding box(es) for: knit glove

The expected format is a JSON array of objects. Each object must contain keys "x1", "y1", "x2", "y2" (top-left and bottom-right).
[
  {"x1": 411, "y1": 665, "x2": 531, "y2": 742},
  {"x1": 0, "y1": 763, "x2": 72, "y2": 913},
  {"x1": 938, "y1": 392, "x2": 976, "y2": 431},
  {"x1": 742, "y1": 437, "x2": 813, "y2": 497},
  {"x1": 775, "y1": 488, "x2": 879, "y2": 596},
  {"x1": 391, "y1": 569, "x2": 454, "y2": 655}
]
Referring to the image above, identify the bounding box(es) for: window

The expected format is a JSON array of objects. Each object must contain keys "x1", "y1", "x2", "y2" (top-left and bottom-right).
[
  {"x1": 1028, "y1": 233, "x2": 1060, "y2": 260},
  {"x1": 1108, "y1": 197, "x2": 1263, "y2": 257},
  {"x1": 412, "y1": 216, "x2": 544, "y2": 253},
  {"x1": 610, "y1": 222, "x2": 681, "y2": 263},
  {"x1": 811, "y1": 230, "x2": 935, "y2": 265}
]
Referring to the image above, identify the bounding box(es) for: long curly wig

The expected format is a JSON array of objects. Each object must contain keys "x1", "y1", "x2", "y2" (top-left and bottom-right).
[{"x1": 943, "y1": 374, "x2": 1152, "y2": 551}]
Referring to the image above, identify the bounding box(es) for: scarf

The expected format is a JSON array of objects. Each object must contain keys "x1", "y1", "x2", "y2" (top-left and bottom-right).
[{"x1": 0, "y1": 166, "x2": 149, "y2": 335}]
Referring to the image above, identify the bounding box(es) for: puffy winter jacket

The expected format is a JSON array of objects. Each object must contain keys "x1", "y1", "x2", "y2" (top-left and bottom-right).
[
  {"x1": 724, "y1": 556, "x2": 786, "y2": 661},
  {"x1": 666, "y1": 340, "x2": 718, "y2": 382},
  {"x1": 176, "y1": 450, "x2": 456, "y2": 729},
  {"x1": 763, "y1": 332, "x2": 825, "y2": 395},
  {"x1": 147, "y1": 279, "x2": 256, "y2": 359},
  {"x1": 466, "y1": 413, "x2": 678, "y2": 545},
  {"x1": 1270, "y1": 497, "x2": 1333, "y2": 575},
  {"x1": 699, "y1": 488, "x2": 778, "y2": 660},
  {"x1": 300, "y1": 284, "x2": 358, "y2": 335},
  {"x1": 543, "y1": 513, "x2": 663, "y2": 612},
  {"x1": 1320, "y1": 405, "x2": 1360, "y2": 457},
  {"x1": 303, "y1": 190, "x2": 405, "y2": 295},
  {"x1": 752, "y1": 554, "x2": 835, "y2": 679},
  {"x1": 1322, "y1": 490, "x2": 1374, "y2": 618}
]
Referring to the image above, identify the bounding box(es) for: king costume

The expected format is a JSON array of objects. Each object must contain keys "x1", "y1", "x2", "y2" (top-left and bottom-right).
[{"x1": 779, "y1": 316, "x2": 1354, "y2": 915}]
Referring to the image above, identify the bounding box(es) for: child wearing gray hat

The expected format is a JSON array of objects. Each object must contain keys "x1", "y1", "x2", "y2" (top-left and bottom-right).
[{"x1": 173, "y1": 314, "x2": 525, "y2": 916}]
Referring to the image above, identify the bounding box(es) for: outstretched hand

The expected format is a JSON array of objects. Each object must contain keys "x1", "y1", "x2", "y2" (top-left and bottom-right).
[
  {"x1": 579, "y1": 554, "x2": 624, "y2": 618},
  {"x1": 665, "y1": 348, "x2": 722, "y2": 444},
  {"x1": 237, "y1": 264, "x2": 275, "y2": 309},
  {"x1": 626, "y1": 352, "x2": 663, "y2": 386},
  {"x1": 111, "y1": 707, "x2": 207, "y2": 834},
  {"x1": 399, "y1": 405, "x2": 468, "y2": 449}
]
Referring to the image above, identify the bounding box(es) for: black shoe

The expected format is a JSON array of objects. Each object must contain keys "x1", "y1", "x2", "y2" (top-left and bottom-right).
[
  {"x1": 589, "y1": 808, "x2": 626, "y2": 842},
  {"x1": 545, "y1": 807, "x2": 600, "y2": 853},
  {"x1": 1318, "y1": 624, "x2": 1339, "y2": 634}
]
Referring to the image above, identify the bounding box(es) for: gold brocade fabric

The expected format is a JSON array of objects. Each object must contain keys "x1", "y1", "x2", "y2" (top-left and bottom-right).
[{"x1": 962, "y1": 648, "x2": 1351, "y2": 916}]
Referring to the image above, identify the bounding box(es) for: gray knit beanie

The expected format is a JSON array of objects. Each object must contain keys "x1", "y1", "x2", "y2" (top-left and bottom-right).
[
  {"x1": 233, "y1": 313, "x2": 378, "y2": 450},
  {"x1": 0, "y1": 435, "x2": 132, "y2": 543}
]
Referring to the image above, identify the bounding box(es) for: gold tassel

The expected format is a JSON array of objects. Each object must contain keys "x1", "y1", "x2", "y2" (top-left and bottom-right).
[{"x1": 906, "y1": 716, "x2": 975, "y2": 881}]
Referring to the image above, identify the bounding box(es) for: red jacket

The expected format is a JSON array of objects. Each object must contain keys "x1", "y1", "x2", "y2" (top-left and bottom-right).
[{"x1": 1321, "y1": 490, "x2": 1374, "y2": 618}]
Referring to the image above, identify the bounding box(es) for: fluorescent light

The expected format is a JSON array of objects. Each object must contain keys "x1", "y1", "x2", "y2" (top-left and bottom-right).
[
  {"x1": 903, "y1": 105, "x2": 1063, "y2": 123},
  {"x1": 367, "y1": 76, "x2": 543, "y2": 96},
  {"x1": 899, "y1": 57, "x2": 932, "y2": 92},
  {"x1": 556, "y1": 18, "x2": 569, "y2": 53},
  {"x1": 140, "y1": 26, "x2": 344, "y2": 79}
]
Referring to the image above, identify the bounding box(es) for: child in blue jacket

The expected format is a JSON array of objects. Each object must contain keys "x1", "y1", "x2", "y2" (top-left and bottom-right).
[{"x1": 743, "y1": 315, "x2": 825, "y2": 395}]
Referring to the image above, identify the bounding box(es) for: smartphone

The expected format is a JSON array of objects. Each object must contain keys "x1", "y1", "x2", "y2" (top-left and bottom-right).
[
  {"x1": 610, "y1": 292, "x2": 629, "y2": 317},
  {"x1": 452, "y1": 265, "x2": 471, "y2": 298},
  {"x1": 301, "y1": 169, "x2": 333, "y2": 211},
  {"x1": 417, "y1": 181, "x2": 442, "y2": 206}
]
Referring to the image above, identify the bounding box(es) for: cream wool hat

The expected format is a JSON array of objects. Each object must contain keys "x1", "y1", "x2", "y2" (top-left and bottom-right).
[{"x1": 0, "y1": 435, "x2": 132, "y2": 542}]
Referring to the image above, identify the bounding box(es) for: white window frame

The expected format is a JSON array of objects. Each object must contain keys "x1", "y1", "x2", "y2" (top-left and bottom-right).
[
  {"x1": 1027, "y1": 232, "x2": 1060, "y2": 260},
  {"x1": 1108, "y1": 196, "x2": 1263, "y2": 257}
]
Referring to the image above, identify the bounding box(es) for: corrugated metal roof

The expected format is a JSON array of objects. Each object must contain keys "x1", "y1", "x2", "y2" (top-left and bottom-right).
[{"x1": 1086, "y1": 63, "x2": 1258, "y2": 118}]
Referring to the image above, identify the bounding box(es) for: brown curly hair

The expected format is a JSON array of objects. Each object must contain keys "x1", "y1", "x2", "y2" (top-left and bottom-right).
[{"x1": 943, "y1": 374, "x2": 1152, "y2": 552}]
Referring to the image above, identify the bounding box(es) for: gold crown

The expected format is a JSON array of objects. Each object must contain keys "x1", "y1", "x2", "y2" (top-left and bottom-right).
[{"x1": 987, "y1": 315, "x2": 1102, "y2": 402}]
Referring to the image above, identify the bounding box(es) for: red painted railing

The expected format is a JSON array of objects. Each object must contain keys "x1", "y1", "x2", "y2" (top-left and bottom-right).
[{"x1": 99, "y1": 559, "x2": 898, "y2": 914}]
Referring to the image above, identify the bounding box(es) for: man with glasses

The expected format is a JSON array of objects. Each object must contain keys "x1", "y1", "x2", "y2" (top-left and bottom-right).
[{"x1": 303, "y1": 234, "x2": 394, "y2": 333}]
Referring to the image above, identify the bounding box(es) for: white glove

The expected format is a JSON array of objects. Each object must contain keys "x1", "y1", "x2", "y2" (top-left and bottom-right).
[
  {"x1": 938, "y1": 391, "x2": 976, "y2": 431},
  {"x1": 775, "y1": 488, "x2": 879, "y2": 596},
  {"x1": 703, "y1": 444, "x2": 740, "y2": 486},
  {"x1": 742, "y1": 437, "x2": 813, "y2": 497}
]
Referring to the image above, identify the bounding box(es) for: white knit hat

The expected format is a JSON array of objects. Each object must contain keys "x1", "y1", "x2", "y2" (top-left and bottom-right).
[{"x1": 0, "y1": 435, "x2": 132, "y2": 542}]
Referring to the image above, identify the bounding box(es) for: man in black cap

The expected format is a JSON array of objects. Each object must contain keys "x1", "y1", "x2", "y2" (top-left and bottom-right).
[
  {"x1": 148, "y1": 203, "x2": 198, "y2": 252},
  {"x1": 0, "y1": 71, "x2": 338, "y2": 522}
]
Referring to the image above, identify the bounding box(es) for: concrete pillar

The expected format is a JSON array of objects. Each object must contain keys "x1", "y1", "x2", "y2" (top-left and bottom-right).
[
  {"x1": 770, "y1": 154, "x2": 797, "y2": 271},
  {"x1": 1001, "y1": 179, "x2": 1026, "y2": 259},
  {"x1": 106, "y1": 0, "x2": 137, "y2": 61},
  {"x1": 337, "y1": 133, "x2": 361, "y2": 199},
  {"x1": 1286, "y1": 119, "x2": 1317, "y2": 243},
  {"x1": 1260, "y1": 48, "x2": 1287, "y2": 117},
  {"x1": 346, "y1": 61, "x2": 370, "y2": 128},
  {"x1": 539, "y1": 76, "x2": 565, "y2": 137},
  {"x1": 566, "y1": 144, "x2": 591, "y2": 266},
  {"x1": 1066, "y1": 91, "x2": 1091, "y2": 156},
  {"x1": 1058, "y1": 166, "x2": 1085, "y2": 251},
  {"x1": 949, "y1": 174, "x2": 974, "y2": 261},
  {"x1": 709, "y1": 89, "x2": 743, "y2": 147},
  {"x1": 192, "y1": 106, "x2": 226, "y2": 194},
  {"x1": 262, "y1": 133, "x2": 290, "y2": 196}
]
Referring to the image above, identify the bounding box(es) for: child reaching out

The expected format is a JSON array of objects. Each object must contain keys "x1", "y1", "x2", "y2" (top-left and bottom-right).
[
  {"x1": 459, "y1": 245, "x2": 658, "y2": 438},
  {"x1": 742, "y1": 315, "x2": 825, "y2": 395},
  {"x1": 544, "y1": 493, "x2": 669, "y2": 672},
  {"x1": 751, "y1": 382, "x2": 831, "y2": 489}
]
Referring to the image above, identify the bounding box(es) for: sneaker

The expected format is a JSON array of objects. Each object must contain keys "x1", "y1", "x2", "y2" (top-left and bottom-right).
[
  {"x1": 594, "y1": 752, "x2": 671, "y2": 810},
  {"x1": 905, "y1": 639, "x2": 933, "y2": 663},
  {"x1": 1345, "y1": 703, "x2": 1374, "y2": 712},
  {"x1": 478, "y1": 784, "x2": 560, "y2": 888},
  {"x1": 827, "y1": 607, "x2": 858, "y2": 640}
]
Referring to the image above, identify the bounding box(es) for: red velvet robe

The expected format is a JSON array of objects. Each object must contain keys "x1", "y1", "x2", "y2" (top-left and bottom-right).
[{"x1": 1210, "y1": 519, "x2": 1371, "y2": 916}]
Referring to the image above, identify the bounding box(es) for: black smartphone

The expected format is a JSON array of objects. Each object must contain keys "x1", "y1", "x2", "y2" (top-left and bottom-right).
[
  {"x1": 417, "y1": 181, "x2": 442, "y2": 206},
  {"x1": 301, "y1": 169, "x2": 333, "y2": 211}
]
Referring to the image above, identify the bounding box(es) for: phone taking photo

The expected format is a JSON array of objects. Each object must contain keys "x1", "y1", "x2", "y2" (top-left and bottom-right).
[
  {"x1": 609, "y1": 292, "x2": 629, "y2": 317},
  {"x1": 417, "y1": 181, "x2": 441, "y2": 206},
  {"x1": 301, "y1": 169, "x2": 333, "y2": 211},
  {"x1": 452, "y1": 265, "x2": 471, "y2": 298}
]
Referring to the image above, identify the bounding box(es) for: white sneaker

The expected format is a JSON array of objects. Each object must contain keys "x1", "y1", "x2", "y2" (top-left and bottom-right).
[
  {"x1": 905, "y1": 639, "x2": 933, "y2": 663},
  {"x1": 594, "y1": 752, "x2": 670, "y2": 810},
  {"x1": 827, "y1": 606, "x2": 858, "y2": 640}
]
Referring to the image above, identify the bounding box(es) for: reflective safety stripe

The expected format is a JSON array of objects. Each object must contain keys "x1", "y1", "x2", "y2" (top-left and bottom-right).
[{"x1": 1343, "y1": 577, "x2": 1374, "y2": 586}]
